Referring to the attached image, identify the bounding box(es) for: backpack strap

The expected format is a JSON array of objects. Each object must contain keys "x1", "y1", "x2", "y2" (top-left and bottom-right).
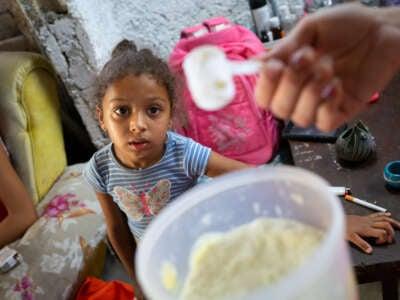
[
  {"x1": 180, "y1": 17, "x2": 232, "y2": 39},
  {"x1": 202, "y1": 16, "x2": 232, "y2": 32},
  {"x1": 180, "y1": 24, "x2": 208, "y2": 39}
]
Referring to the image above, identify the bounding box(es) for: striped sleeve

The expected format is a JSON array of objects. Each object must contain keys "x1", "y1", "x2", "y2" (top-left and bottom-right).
[
  {"x1": 183, "y1": 138, "x2": 211, "y2": 178},
  {"x1": 83, "y1": 155, "x2": 107, "y2": 193}
]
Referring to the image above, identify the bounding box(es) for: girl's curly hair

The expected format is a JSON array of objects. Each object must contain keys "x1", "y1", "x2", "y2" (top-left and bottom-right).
[{"x1": 93, "y1": 39, "x2": 176, "y2": 111}]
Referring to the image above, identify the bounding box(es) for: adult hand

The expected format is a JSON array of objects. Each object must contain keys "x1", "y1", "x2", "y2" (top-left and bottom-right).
[
  {"x1": 256, "y1": 4, "x2": 400, "y2": 131},
  {"x1": 346, "y1": 213, "x2": 400, "y2": 254}
]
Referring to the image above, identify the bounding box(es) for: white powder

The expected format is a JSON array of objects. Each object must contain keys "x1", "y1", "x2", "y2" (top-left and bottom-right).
[
  {"x1": 183, "y1": 46, "x2": 235, "y2": 111},
  {"x1": 180, "y1": 218, "x2": 322, "y2": 300}
]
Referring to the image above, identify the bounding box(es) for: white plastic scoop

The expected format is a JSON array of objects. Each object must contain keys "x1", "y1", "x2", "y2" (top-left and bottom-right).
[{"x1": 182, "y1": 45, "x2": 262, "y2": 111}]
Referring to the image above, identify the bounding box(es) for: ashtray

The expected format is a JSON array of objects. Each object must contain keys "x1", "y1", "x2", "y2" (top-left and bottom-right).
[{"x1": 384, "y1": 160, "x2": 400, "y2": 189}]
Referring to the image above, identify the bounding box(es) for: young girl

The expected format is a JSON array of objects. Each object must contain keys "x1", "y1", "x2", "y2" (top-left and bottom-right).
[
  {"x1": 83, "y1": 40, "x2": 250, "y2": 298},
  {"x1": 84, "y1": 40, "x2": 400, "y2": 298}
]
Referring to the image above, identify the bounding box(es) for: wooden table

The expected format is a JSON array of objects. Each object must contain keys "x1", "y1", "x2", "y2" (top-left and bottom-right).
[{"x1": 288, "y1": 74, "x2": 400, "y2": 300}]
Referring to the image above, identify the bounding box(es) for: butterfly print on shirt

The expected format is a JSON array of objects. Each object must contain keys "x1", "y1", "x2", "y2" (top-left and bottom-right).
[{"x1": 113, "y1": 179, "x2": 171, "y2": 221}]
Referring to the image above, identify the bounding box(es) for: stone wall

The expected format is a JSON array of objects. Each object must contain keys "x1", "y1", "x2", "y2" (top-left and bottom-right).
[{"x1": 12, "y1": 0, "x2": 254, "y2": 148}]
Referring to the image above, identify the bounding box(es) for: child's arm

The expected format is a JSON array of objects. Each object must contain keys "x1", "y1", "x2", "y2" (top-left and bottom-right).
[
  {"x1": 97, "y1": 192, "x2": 135, "y2": 277},
  {"x1": 0, "y1": 144, "x2": 37, "y2": 247},
  {"x1": 205, "y1": 151, "x2": 254, "y2": 177},
  {"x1": 96, "y1": 192, "x2": 144, "y2": 298}
]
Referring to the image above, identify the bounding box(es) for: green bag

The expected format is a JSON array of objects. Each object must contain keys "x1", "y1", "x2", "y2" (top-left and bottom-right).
[{"x1": 335, "y1": 120, "x2": 376, "y2": 162}]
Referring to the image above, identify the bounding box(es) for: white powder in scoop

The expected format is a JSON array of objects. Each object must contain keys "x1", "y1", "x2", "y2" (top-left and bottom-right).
[
  {"x1": 182, "y1": 45, "x2": 235, "y2": 111},
  {"x1": 180, "y1": 218, "x2": 323, "y2": 300}
]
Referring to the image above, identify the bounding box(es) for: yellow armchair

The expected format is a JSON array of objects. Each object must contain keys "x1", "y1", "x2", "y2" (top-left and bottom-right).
[
  {"x1": 0, "y1": 52, "x2": 66, "y2": 204},
  {"x1": 0, "y1": 52, "x2": 106, "y2": 300}
]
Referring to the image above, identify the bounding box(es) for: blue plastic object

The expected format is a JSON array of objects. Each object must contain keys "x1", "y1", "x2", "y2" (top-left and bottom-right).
[{"x1": 384, "y1": 161, "x2": 400, "y2": 189}]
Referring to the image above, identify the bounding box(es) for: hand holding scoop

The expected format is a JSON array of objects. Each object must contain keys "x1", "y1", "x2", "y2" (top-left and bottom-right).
[{"x1": 183, "y1": 45, "x2": 262, "y2": 111}]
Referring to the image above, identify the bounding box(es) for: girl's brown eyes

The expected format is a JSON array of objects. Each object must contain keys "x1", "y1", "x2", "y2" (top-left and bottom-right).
[
  {"x1": 112, "y1": 105, "x2": 163, "y2": 117},
  {"x1": 148, "y1": 106, "x2": 161, "y2": 116},
  {"x1": 114, "y1": 107, "x2": 129, "y2": 116}
]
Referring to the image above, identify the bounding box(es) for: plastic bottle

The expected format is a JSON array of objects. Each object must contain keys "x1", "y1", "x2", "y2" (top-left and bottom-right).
[
  {"x1": 249, "y1": 0, "x2": 273, "y2": 41},
  {"x1": 269, "y1": 16, "x2": 282, "y2": 40}
]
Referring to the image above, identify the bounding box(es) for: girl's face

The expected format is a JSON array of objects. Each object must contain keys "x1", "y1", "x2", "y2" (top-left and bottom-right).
[{"x1": 98, "y1": 74, "x2": 172, "y2": 169}]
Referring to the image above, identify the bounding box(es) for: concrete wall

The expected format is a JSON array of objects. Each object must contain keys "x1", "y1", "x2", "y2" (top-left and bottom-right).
[
  {"x1": 67, "y1": 0, "x2": 253, "y2": 70},
  {"x1": 13, "y1": 0, "x2": 253, "y2": 148}
]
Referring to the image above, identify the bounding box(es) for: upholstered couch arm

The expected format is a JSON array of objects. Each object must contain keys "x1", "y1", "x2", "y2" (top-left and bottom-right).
[
  {"x1": 0, "y1": 52, "x2": 67, "y2": 204},
  {"x1": 0, "y1": 52, "x2": 107, "y2": 300}
]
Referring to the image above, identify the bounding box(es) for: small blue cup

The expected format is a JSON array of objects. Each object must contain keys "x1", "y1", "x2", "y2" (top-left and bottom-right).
[{"x1": 384, "y1": 160, "x2": 400, "y2": 189}]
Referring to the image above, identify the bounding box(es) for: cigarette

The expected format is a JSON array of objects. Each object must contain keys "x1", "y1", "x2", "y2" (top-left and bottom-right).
[
  {"x1": 328, "y1": 186, "x2": 350, "y2": 196},
  {"x1": 344, "y1": 195, "x2": 387, "y2": 212}
]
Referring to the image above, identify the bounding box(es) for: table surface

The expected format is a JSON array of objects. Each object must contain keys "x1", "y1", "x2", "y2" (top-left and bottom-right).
[{"x1": 289, "y1": 74, "x2": 400, "y2": 284}]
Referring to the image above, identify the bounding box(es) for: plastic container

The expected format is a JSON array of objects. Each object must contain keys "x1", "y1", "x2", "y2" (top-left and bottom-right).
[{"x1": 136, "y1": 166, "x2": 358, "y2": 300}]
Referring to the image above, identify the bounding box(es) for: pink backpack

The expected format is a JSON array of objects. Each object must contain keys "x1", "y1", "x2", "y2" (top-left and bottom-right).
[{"x1": 169, "y1": 17, "x2": 280, "y2": 165}]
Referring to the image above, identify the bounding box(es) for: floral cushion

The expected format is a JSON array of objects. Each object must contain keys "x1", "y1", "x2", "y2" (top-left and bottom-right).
[{"x1": 0, "y1": 163, "x2": 107, "y2": 300}]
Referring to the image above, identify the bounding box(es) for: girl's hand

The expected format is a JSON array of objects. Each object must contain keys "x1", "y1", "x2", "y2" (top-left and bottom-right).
[{"x1": 346, "y1": 213, "x2": 400, "y2": 254}]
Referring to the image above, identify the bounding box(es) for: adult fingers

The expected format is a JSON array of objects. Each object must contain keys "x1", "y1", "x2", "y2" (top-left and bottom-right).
[
  {"x1": 369, "y1": 212, "x2": 391, "y2": 218},
  {"x1": 315, "y1": 78, "x2": 347, "y2": 132},
  {"x1": 372, "y1": 221, "x2": 395, "y2": 243},
  {"x1": 348, "y1": 233, "x2": 372, "y2": 254},
  {"x1": 365, "y1": 228, "x2": 389, "y2": 244},
  {"x1": 372, "y1": 215, "x2": 400, "y2": 230},
  {"x1": 264, "y1": 15, "x2": 319, "y2": 63},
  {"x1": 370, "y1": 212, "x2": 395, "y2": 221},
  {"x1": 387, "y1": 218, "x2": 400, "y2": 229},
  {"x1": 269, "y1": 46, "x2": 317, "y2": 120},
  {"x1": 291, "y1": 56, "x2": 335, "y2": 127},
  {"x1": 255, "y1": 59, "x2": 285, "y2": 110}
]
